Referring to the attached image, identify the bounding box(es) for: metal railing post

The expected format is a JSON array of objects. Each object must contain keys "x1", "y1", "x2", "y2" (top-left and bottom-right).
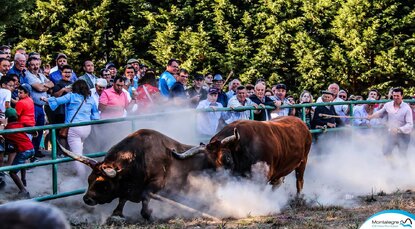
[
  {"x1": 301, "y1": 107, "x2": 306, "y2": 122},
  {"x1": 51, "y1": 129, "x2": 58, "y2": 194}
]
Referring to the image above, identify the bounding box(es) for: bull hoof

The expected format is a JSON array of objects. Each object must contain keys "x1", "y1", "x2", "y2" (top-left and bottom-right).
[
  {"x1": 106, "y1": 215, "x2": 126, "y2": 225},
  {"x1": 141, "y1": 208, "x2": 153, "y2": 221},
  {"x1": 111, "y1": 211, "x2": 124, "y2": 218}
]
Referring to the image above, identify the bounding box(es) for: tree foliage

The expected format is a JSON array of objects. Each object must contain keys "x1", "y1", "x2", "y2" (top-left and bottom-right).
[{"x1": 1, "y1": 0, "x2": 414, "y2": 96}]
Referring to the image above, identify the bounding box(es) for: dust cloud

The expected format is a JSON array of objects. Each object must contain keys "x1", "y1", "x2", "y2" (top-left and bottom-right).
[{"x1": 1, "y1": 112, "x2": 414, "y2": 224}]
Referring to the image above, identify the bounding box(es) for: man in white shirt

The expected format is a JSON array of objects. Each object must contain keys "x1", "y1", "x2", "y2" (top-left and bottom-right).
[
  {"x1": 90, "y1": 78, "x2": 107, "y2": 107},
  {"x1": 226, "y1": 85, "x2": 259, "y2": 124},
  {"x1": 368, "y1": 88, "x2": 413, "y2": 156}
]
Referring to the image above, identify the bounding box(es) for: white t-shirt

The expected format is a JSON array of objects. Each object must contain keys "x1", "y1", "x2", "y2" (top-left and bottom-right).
[{"x1": 0, "y1": 88, "x2": 11, "y2": 114}]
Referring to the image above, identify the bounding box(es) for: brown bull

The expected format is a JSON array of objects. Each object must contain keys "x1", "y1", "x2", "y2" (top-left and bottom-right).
[
  {"x1": 175, "y1": 116, "x2": 312, "y2": 194},
  {"x1": 59, "y1": 129, "x2": 213, "y2": 220}
]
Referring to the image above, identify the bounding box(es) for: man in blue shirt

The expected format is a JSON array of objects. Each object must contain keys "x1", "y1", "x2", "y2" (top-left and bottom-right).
[
  {"x1": 49, "y1": 53, "x2": 77, "y2": 84},
  {"x1": 158, "y1": 58, "x2": 179, "y2": 97},
  {"x1": 7, "y1": 53, "x2": 27, "y2": 85},
  {"x1": 169, "y1": 69, "x2": 188, "y2": 104},
  {"x1": 212, "y1": 74, "x2": 228, "y2": 107}
]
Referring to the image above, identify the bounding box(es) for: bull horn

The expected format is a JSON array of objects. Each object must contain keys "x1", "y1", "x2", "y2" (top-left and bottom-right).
[
  {"x1": 172, "y1": 145, "x2": 205, "y2": 159},
  {"x1": 220, "y1": 128, "x2": 240, "y2": 145},
  {"x1": 57, "y1": 141, "x2": 97, "y2": 168},
  {"x1": 103, "y1": 168, "x2": 117, "y2": 178}
]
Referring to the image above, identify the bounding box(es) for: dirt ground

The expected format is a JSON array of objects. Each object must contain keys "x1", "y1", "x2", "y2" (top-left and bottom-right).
[
  {"x1": 67, "y1": 189, "x2": 415, "y2": 229},
  {"x1": 1, "y1": 159, "x2": 412, "y2": 229}
]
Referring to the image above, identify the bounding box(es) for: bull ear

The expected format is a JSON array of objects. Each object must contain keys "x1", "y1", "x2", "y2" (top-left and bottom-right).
[
  {"x1": 101, "y1": 164, "x2": 121, "y2": 178},
  {"x1": 57, "y1": 141, "x2": 97, "y2": 168},
  {"x1": 103, "y1": 168, "x2": 117, "y2": 178}
]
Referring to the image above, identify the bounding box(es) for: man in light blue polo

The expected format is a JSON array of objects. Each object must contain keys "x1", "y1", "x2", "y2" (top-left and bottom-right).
[{"x1": 158, "y1": 58, "x2": 179, "y2": 97}]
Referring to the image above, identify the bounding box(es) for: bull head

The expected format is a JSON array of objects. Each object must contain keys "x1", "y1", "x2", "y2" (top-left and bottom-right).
[
  {"x1": 220, "y1": 128, "x2": 240, "y2": 146},
  {"x1": 57, "y1": 141, "x2": 97, "y2": 168}
]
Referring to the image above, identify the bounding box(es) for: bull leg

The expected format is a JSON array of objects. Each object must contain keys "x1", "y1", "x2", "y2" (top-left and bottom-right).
[
  {"x1": 270, "y1": 177, "x2": 285, "y2": 191},
  {"x1": 112, "y1": 198, "x2": 127, "y2": 217},
  {"x1": 295, "y1": 159, "x2": 307, "y2": 195},
  {"x1": 140, "y1": 191, "x2": 153, "y2": 220}
]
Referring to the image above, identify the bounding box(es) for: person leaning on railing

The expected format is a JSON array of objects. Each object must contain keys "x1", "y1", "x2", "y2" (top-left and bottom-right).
[{"x1": 311, "y1": 90, "x2": 343, "y2": 130}]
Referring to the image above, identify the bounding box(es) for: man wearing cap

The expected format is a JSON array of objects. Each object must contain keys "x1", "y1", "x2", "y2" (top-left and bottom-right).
[
  {"x1": 212, "y1": 74, "x2": 228, "y2": 107},
  {"x1": 311, "y1": 90, "x2": 343, "y2": 130},
  {"x1": 271, "y1": 83, "x2": 292, "y2": 116},
  {"x1": 196, "y1": 87, "x2": 224, "y2": 137},
  {"x1": 90, "y1": 78, "x2": 107, "y2": 106},
  {"x1": 159, "y1": 59, "x2": 179, "y2": 97},
  {"x1": 187, "y1": 73, "x2": 207, "y2": 108},
  {"x1": 49, "y1": 53, "x2": 77, "y2": 84},
  {"x1": 78, "y1": 60, "x2": 97, "y2": 89},
  {"x1": 127, "y1": 58, "x2": 141, "y2": 78},
  {"x1": 106, "y1": 62, "x2": 118, "y2": 79}
]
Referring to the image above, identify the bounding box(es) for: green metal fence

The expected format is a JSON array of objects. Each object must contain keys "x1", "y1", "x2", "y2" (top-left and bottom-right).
[{"x1": 0, "y1": 99, "x2": 410, "y2": 202}]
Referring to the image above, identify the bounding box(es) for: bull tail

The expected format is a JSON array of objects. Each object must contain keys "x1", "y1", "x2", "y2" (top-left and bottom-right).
[{"x1": 57, "y1": 141, "x2": 98, "y2": 168}]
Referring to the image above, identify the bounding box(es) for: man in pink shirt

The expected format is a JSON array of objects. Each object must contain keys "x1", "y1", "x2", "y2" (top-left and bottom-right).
[{"x1": 99, "y1": 76, "x2": 130, "y2": 119}]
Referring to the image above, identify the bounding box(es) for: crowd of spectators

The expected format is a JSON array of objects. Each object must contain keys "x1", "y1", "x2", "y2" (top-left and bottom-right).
[{"x1": 0, "y1": 45, "x2": 414, "y2": 198}]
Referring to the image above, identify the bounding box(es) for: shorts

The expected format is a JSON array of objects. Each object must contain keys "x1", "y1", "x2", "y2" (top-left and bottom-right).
[{"x1": 11, "y1": 149, "x2": 35, "y2": 172}]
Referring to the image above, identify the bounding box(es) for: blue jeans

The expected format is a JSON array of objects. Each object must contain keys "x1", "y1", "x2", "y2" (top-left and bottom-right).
[
  {"x1": 11, "y1": 148, "x2": 35, "y2": 172},
  {"x1": 32, "y1": 105, "x2": 45, "y2": 155}
]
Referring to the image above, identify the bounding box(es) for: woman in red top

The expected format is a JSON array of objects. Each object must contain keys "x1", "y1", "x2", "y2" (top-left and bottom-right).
[
  {"x1": 133, "y1": 69, "x2": 161, "y2": 113},
  {"x1": 15, "y1": 84, "x2": 35, "y2": 127}
]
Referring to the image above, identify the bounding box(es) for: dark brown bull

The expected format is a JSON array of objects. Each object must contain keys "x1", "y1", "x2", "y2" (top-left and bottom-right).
[
  {"x1": 59, "y1": 129, "x2": 212, "y2": 220},
  {"x1": 175, "y1": 116, "x2": 312, "y2": 194}
]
